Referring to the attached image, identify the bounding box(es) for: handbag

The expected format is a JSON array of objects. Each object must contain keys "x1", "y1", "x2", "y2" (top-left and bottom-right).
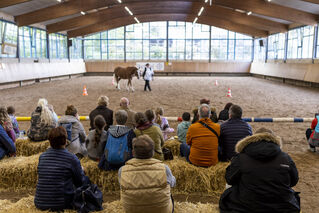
[
  {"x1": 162, "y1": 147, "x2": 174, "y2": 160},
  {"x1": 73, "y1": 182, "x2": 103, "y2": 213}
]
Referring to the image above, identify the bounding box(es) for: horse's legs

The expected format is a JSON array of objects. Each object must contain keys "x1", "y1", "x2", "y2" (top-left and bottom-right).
[
  {"x1": 130, "y1": 78, "x2": 135, "y2": 92},
  {"x1": 127, "y1": 79, "x2": 131, "y2": 92},
  {"x1": 116, "y1": 76, "x2": 121, "y2": 90}
]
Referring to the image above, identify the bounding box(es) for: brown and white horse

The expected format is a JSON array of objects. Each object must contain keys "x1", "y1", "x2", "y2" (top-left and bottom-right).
[{"x1": 113, "y1": 66, "x2": 140, "y2": 92}]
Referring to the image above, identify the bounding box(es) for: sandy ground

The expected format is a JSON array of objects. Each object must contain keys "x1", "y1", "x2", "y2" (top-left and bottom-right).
[{"x1": 0, "y1": 76, "x2": 319, "y2": 212}]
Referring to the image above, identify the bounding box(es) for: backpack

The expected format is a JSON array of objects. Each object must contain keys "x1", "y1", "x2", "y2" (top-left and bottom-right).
[
  {"x1": 105, "y1": 132, "x2": 130, "y2": 165},
  {"x1": 59, "y1": 122, "x2": 78, "y2": 142}
]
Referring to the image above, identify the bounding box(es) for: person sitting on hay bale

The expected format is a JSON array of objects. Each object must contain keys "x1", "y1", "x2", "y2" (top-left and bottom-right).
[
  {"x1": 118, "y1": 135, "x2": 176, "y2": 213},
  {"x1": 35, "y1": 127, "x2": 88, "y2": 211},
  {"x1": 0, "y1": 107, "x2": 16, "y2": 142},
  {"x1": 98, "y1": 110, "x2": 136, "y2": 171},
  {"x1": 89, "y1": 96, "x2": 113, "y2": 131},
  {"x1": 218, "y1": 102, "x2": 233, "y2": 122},
  {"x1": 7, "y1": 106, "x2": 20, "y2": 137},
  {"x1": 134, "y1": 112, "x2": 164, "y2": 161},
  {"x1": 86, "y1": 115, "x2": 107, "y2": 161},
  {"x1": 177, "y1": 112, "x2": 191, "y2": 144},
  {"x1": 305, "y1": 112, "x2": 319, "y2": 152},
  {"x1": 219, "y1": 128, "x2": 300, "y2": 213},
  {"x1": 180, "y1": 104, "x2": 220, "y2": 167},
  {"x1": 145, "y1": 109, "x2": 160, "y2": 128},
  {"x1": 27, "y1": 98, "x2": 57, "y2": 142},
  {"x1": 192, "y1": 99, "x2": 218, "y2": 124},
  {"x1": 58, "y1": 105, "x2": 87, "y2": 157},
  {"x1": 155, "y1": 107, "x2": 174, "y2": 141},
  {"x1": 120, "y1": 97, "x2": 136, "y2": 129},
  {"x1": 219, "y1": 105, "x2": 252, "y2": 162},
  {"x1": 0, "y1": 124, "x2": 16, "y2": 160}
]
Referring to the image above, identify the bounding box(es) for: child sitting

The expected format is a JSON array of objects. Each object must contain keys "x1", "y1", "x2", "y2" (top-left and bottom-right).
[
  {"x1": 0, "y1": 107, "x2": 16, "y2": 142},
  {"x1": 7, "y1": 106, "x2": 20, "y2": 137},
  {"x1": 306, "y1": 113, "x2": 319, "y2": 152},
  {"x1": 155, "y1": 107, "x2": 174, "y2": 141},
  {"x1": 177, "y1": 112, "x2": 191, "y2": 143}
]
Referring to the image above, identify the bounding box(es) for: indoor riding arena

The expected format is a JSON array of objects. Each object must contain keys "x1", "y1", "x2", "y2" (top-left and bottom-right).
[{"x1": 0, "y1": 1, "x2": 319, "y2": 213}]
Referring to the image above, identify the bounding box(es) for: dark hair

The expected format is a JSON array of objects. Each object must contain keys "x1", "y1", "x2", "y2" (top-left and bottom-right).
[
  {"x1": 7, "y1": 106, "x2": 15, "y2": 115},
  {"x1": 145, "y1": 109, "x2": 155, "y2": 122},
  {"x1": 230, "y1": 105, "x2": 242, "y2": 119},
  {"x1": 135, "y1": 112, "x2": 148, "y2": 126},
  {"x1": 65, "y1": 105, "x2": 77, "y2": 116},
  {"x1": 315, "y1": 113, "x2": 319, "y2": 117},
  {"x1": 94, "y1": 115, "x2": 106, "y2": 147},
  {"x1": 48, "y1": 127, "x2": 67, "y2": 149},
  {"x1": 182, "y1": 112, "x2": 191, "y2": 121},
  {"x1": 146, "y1": 63, "x2": 150, "y2": 66},
  {"x1": 132, "y1": 135, "x2": 154, "y2": 159},
  {"x1": 200, "y1": 98, "x2": 210, "y2": 105},
  {"x1": 224, "y1": 103, "x2": 233, "y2": 111}
]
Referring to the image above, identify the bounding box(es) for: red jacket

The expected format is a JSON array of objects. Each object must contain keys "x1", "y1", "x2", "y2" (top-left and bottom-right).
[{"x1": 311, "y1": 117, "x2": 318, "y2": 139}]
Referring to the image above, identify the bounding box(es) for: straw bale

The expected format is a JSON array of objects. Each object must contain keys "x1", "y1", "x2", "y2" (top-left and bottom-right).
[
  {"x1": 0, "y1": 154, "x2": 39, "y2": 191},
  {"x1": 163, "y1": 139, "x2": 181, "y2": 156},
  {"x1": 15, "y1": 137, "x2": 50, "y2": 156},
  {"x1": 0, "y1": 196, "x2": 219, "y2": 213}
]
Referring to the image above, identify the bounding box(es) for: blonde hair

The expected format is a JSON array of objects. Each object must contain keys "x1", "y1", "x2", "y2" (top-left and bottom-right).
[
  {"x1": 155, "y1": 107, "x2": 164, "y2": 126},
  {"x1": 37, "y1": 99, "x2": 54, "y2": 125},
  {"x1": 0, "y1": 106, "x2": 11, "y2": 126},
  {"x1": 98, "y1": 96, "x2": 109, "y2": 106}
]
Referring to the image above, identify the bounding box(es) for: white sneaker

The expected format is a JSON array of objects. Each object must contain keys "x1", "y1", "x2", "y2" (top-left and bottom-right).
[{"x1": 310, "y1": 147, "x2": 316, "y2": 152}]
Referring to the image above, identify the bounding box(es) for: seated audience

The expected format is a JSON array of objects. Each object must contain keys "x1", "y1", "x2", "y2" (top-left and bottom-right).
[
  {"x1": 86, "y1": 115, "x2": 107, "y2": 161},
  {"x1": 99, "y1": 110, "x2": 135, "y2": 170},
  {"x1": 192, "y1": 99, "x2": 218, "y2": 123},
  {"x1": 219, "y1": 128, "x2": 300, "y2": 213},
  {"x1": 119, "y1": 97, "x2": 136, "y2": 129},
  {"x1": 0, "y1": 107, "x2": 16, "y2": 142},
  {"x1": 34, "y1": 127, "x2": 87, "y2": 211},
  {"x1": 155, "y1": 107, "x2": 174, "y2": 141},
  {"x1": 145, "y1": 109, "x2": 160, "y2": 128},
  {"x1": 134, "y1": 112, "x2": 164, "y2": 160},
  {"x1": 219, "y1": 105, "x2": 252, "y2": 161},
  {"x1": 218, "y1": 102, "x2": 233, "y2": 122},
  {"x1": 181, "y1": 104, "x2": 220, "y2": 167},
  {"x1": 58, "y1": 105, "x2": 87, "y2": 157},
  {"x1": 119, "y1": 135, "x2": 176, "y2": 213},
  {"x1": 27, "y1": 99, "x2": 57, "y2": 141},
  {"x1": 0, "y1": 123, "x2": 16, "y2": 160},
  {"x1": 306, "y1": 112, "x2": 319, "y2": 152},
  {"x1": 7, "y1": 106, "x2": 20, "y2": 137},
  {"x1": 89, "y1": 96, "x2": 113, "y2": 131},
  {"x1": 177, "y1": 112, "x2": 191, "y2": 143}
]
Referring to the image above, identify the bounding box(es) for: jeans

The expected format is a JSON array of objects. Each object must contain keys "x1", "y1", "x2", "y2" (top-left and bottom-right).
[
  {"x1": 144, "y1": 80, "x2": 151, "y2": 91},
  {"x1": 180, "y1": 143, "x2": 190, "y2": 162}
]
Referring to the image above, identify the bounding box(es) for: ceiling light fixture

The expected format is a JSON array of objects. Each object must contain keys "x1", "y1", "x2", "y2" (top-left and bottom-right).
[
  {"x1": 247, "y1": 11, "x2": 252, "y2": 15},
  {"x1": 80, "y1": 11, "x2": 86, "y2": 15},
  {"x1": 125, "y1": 6, "x2": 133, "y2": 16},
  {"x1": 267, "y1": 0, "x2": 272, "y2": 2},
  {"x1": 198, "y1": 7, "x2": 204, "y2": 16},
  {"x1": 134, "y1": 17, "x2": 140, "y2": 24},
  {"x1": 205, "y1": 0, "x2": 208, "y2": 2},
  {"x1": 193, "y1": 17, "x2": 198, "y2": 24},
  {"x1": 117, "y1": 0, "x2": 122, "y2": 3},
  {"x1": 57, "y1": 0, "x2": 62, "y2": 2}
]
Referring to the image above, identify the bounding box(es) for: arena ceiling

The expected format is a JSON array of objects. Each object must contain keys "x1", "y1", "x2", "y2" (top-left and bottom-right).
[{"x1": 1, "y1": 0, "x2": 319, "y2": 38}]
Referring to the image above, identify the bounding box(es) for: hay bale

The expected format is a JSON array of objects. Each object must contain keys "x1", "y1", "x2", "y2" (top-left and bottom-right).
[
  {"x1": 163, "y1": 139, "x2": 181, "y2": 156},
  {"x1": 0, "y1": 154, "x2": 39, "y2": 191},
  {"x1": 15, "y1": 138, "x2": 50, "y2": 156},
  {"x1": 0, "y1": 196, "x2": 219, "y2": 213}
]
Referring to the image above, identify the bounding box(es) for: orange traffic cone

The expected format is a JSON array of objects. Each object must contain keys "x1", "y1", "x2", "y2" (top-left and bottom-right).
[
  {"x1": 215, "y1": 79, "x2": 218, "y2": 86},
  {"x1": 83, "y1": 85, "x2": 88, "y2": 96},
  {"x1": 226, "y1": 88, "x2": 232, "y2": 97}
]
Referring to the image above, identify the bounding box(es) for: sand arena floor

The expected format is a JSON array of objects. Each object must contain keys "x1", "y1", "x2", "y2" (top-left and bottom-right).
[{"x1": 0, "y1": 76, "x2": 319, "y2": 212}]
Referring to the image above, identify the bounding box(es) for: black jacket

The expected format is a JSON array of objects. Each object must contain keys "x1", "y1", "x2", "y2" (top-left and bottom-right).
[
  {"x1": 218, "y1": 109, "x2": 229, "y2": 121},
  {"x1": 219, "y1": 133, "x2": 300, "y2": 213},
  {"x1": 89, "y1": 106, "x2": 113, "y2": 131},
  {"x1": 220, "y1": 118, "x2": 252, "y2": 161}
]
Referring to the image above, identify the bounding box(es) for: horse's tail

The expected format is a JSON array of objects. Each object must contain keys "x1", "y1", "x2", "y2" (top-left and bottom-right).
[{"x1": 112, "y1": 74, "x2": 116, "y2": 85}]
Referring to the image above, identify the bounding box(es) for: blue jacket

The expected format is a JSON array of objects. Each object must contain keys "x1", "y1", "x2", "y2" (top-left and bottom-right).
[
  {"x1": 220, "y1": 118, "x2": 252, "y2": 161},
  {"x1": 0, "y1": 125, "x2": 16, "y2": 160},
  {"x1": 35, "y1": 148, "x2": 85, "y2": 211}
]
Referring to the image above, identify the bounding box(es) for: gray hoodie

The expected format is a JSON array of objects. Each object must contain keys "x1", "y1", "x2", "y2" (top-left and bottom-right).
[{"x1": 177, "y1": 121, "x2": 191, "y2": 143}]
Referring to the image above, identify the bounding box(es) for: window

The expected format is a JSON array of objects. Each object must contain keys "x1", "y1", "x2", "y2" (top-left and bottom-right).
[
  {"x1": 287, "y1": 26, "x2": 314, "y2": 59},
  {"x1": 149, "y1": 22, "x2": 167, "y2": 60},
  {"x1": 108, "y1": 27, "x2": 124, "y2": 60},
  {"x1": 0, "y1": 20, "x2": 18, "y2": 58},
  {"x1": 49, "y1": 33, "x2": 67, "y2": 59},
  {"x1": 234, "y1": 33, "x2": 252, "y2": 61},
  {"x1": 168, "y1": 21, "x2": 186, "y2": 60},
  {"x1": 19, "y1": 26, "x2": 47, "y2": 58},
  {"x1": 126, "y1": 24, "x2": 143, "y2": 60},
  {"x1": 267, "y1": 33, "x2": 285, "y2": 60},
  {"x1": 192, "y1": 23, "x2": 210, "y2": 60},
  {"x1": 254, "y1": 39, "x2": 266, "y2": 62},
  {"x1": 70, "y1": 37, "x2": 82, "y2": 59},
  {"x1": 211, "y1": 27, "x2": 228, "y2": 60}
]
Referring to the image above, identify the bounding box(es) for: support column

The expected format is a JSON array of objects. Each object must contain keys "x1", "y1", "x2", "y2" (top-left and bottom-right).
[
  {"x1": 124, "y1": 26, "x2": 127, "y2": 62},
  {"x1": 166, "y1": 21, "x2": 169, "y2": 62},
  {"x1": 284, "y1": 32, "x2": 288, "y2": 63},
  {"x1": 265, "y1": 37, "x2": 269, "y2": 63},
  {"x1": 312, "y1": 25, "x2": 318, "y2": 63},
  {"x1": 46, "y1": 33, "x2": 50, "y2": 62},
  {"x1": 209, "y1": 26, "x2": 212, "y2": 63}
]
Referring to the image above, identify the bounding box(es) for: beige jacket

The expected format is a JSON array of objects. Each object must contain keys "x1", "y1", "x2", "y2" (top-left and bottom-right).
[
  {"x1": 120, "y1": 106, "x2": 136, "y2": 129},
  {"x1": 120, "y1": 158, "x2": 172, "y2": 213}
]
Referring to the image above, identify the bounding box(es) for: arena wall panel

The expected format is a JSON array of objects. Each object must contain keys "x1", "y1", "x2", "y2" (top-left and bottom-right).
[
  {"x1": 85, "y1": 60, "x2": 251, "y2": 73},
  {"x1": 250, "y1": 62, "x2": 319, "y2": 83},
  {"x1": 0, "y1": 59, "x2": 86, "y2": 84}
]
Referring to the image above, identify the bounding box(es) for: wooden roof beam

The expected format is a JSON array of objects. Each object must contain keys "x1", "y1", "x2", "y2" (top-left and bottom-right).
[
  {"x1": 301, "y1": 0, "x2": 319, "y2": 4},
  {"x1": 0, "y1": 0, "x2": 32, "y2": 8},
  {"x1": 67, "y1": 13, "x2": 268, "y2": 38},
  {"x1": 213, "y1": 0, "x2": 319, "y2": 26}
]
